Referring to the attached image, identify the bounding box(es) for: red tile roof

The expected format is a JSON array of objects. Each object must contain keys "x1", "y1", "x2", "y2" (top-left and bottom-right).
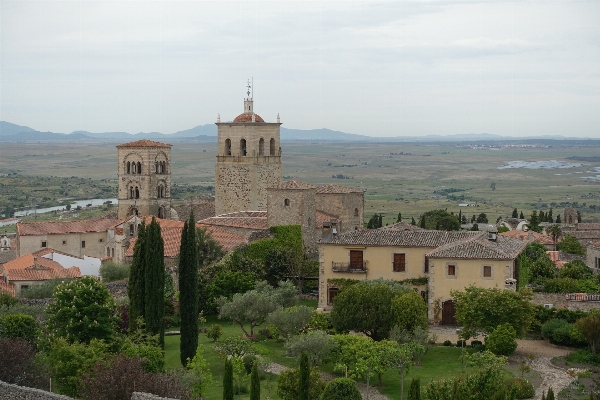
[
  {"x1": 577, "y1": 223, "x2": 600, "y2": 231},
  {"x1": 17, "y1": 219, "x2": 122, "y2": 236},
  {"x1": 322, "y1": 229, "x2": 480, "y2": 248},
  {"x1": 546, "y1": 251, "x2": 568, "y2": 268},
  {"x1": 3, "y1": 253, "x2": 81, "y2": 281},
  {"x1": 141, "y1": 216, "x2": 184, "y2": 229},
  {"x1": 381, "y1": 222, "x2": 426, "y2": 232},
  {"x1": 316, "y1": 184, "x2": 364, "y2": 194},
  {"x1": 198, "y1": 212, "x2": 269, "y2": 230},
  {"x1": 271, "y1": 180, "x2": 316, "y2": 190},
  {"x1": 426, "y1": 233, "x2": 526, "y2": 260},
  {"x1": 116, "y1": 139, "x2": 172, "y2": 148},
  {"x1": 316, "y1": 211, "x2": 339, "y2": 228},
  {"x1": 197, "y1": 225, "x2": 247, "y2": 252},
  {"x1": 499, "y1": 230, "x2": 554, "y2": 245},
  {"x1": 0, "y1": 282, "x2": 15, "y2": 297},
  {"x1": 233, "y1": 113, "x2": 265, "y2": 123}
]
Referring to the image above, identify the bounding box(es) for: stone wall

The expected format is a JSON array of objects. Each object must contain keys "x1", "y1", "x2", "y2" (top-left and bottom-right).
[
  {"x1": 532, "y1": 292, "x2": 600, "y2": 312},
  {"x1": 267, "y1": 187, "x2": 318, "y2": 248},
  {"x1": 586, "y1": 243, "x2": 600, "y2": 271},
  {"x1": 0, "y1": 381, "x2": 75, "y2": 400},
  {"x1": 131, "y1": 392, "x2": 180, "y2": 400},
  {"x1": 315, "y1": 191, "x2": 364, "y2": 234}
]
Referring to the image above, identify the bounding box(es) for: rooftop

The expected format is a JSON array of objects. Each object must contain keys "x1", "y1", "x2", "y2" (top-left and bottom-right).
[
  {"x1": 271, "y1": 180, "x2": 316, "y2": 190},
  {"x1": 17, "y1": 219, "x2": 123, "y2": 236},
  {"x1": 116, "y1": 139, "x2": 172, "y2": 148},
  {"x1": 499, "y1": 230, "x2": 554, "y2": 245},
  {"x1": 426, "y1": 233, "x2": 526, "y2": 260},
  {"x1": 321, "y1": 229, "x2": 480, "y2": 248},
  {"x1": 316, "y1": 184, "x2": 365, "y2": 194},
  {"x1": 198, "y1": 211, "x2": 269, "y2": 230},
  {"x1": 380, "y1": 222, "x2": 426, "y2": 232},
  {"x1": 3, "y1": 253, "x2": 81, "y2": 281},
  {"x1": 232, "y1": 113, "x2": 265, "y2": 123}
]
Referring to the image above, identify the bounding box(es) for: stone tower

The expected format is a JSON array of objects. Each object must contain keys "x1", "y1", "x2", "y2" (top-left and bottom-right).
[
  {"x1": 215, "y1": 86, "x2": 282, "y2": 215},
  {"x1": 116, "y1": 139, "x2": 172, "y2": 220}
]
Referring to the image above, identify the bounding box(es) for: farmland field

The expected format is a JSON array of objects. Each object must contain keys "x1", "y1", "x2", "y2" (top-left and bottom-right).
[{"x1": 1, "y1": 140, "x2": 599, "y2": 226}]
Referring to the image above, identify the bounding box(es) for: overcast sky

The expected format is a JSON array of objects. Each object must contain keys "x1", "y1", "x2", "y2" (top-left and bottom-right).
[{"x1": 1, "y1": 1, "x2": 599, "y2": 137}]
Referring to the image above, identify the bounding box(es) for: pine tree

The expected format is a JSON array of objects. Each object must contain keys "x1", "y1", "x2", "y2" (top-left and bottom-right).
[
  {"x1": 128, "y1": 220, "x2": 146, "y2": 332},
  {"x1": 179, "y1": 211, "x2": 199, "y2": 366},
  {"x1": 223, "y1": 359, "x2": 234, "y2": 400},
  {"x1": 520, "y1": 211, "x2": 525, "y2": 219},
  {"x1": 144, "y1": 217, "x2": 165, "y2": 348},
  {"x1": 397, "y1": 213, "x2": 402, "y2": 223},
  {"x1": 411, "y1": 217, "x2": 416, "y2": 225},
  {"x1": 408, "y1": 377, "x2": 420, "y2": 400},
  {"x1": 250, "y1": 362, "x2": 260, "y2": 400},
  {"x1": 512, "y1": 208, "x2": 518, "y2": 218},
  {"x1": 539, "y1": 211, "x2": 546, "y2": 223},
  {"x1": 299, "y1": 352, "x2": 309, "y2": 400}
]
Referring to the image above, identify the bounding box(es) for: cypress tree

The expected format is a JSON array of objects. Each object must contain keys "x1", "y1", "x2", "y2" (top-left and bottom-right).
[
  {"x1": 411, "y1": 217, "x2": 416, "y2": 225},
  {"x1": 408, "y1": 377, "x2": 420, "y2": 400},
  {"x1": 223, "y1": 359, "x2": 234, "y2": 400},
  {"x1": 577, "y1": 211, "x2": 582, "y2": 223},
  {"x1": 128, "y1": 220, "x2": 146, "y2": 332},
  {"x1": 458, "y1": 210, "x2": 462, "y2": 224},
  {"x1": 542, "y1": 392, "x2": 546, "y2": 400},
  {"x1": 520, "y1": 211, "x2": 525, "y2": 219},
  {"x1": 512, "y1": 208, "x2": 518, "y2": 218},
  {"x1": 397, "y1": 212, "x2": 402, "y2": 223},
  {"x1": 179, "y1": 212, "x2": 199, "y2": 366},
  {"x1": 419, "y1": 216, "x2": 426, "y2": 229},
  {"x1": 556, "y1": 214, "x2": 561, "y2": 223},
  {"x1": 144, "y1": 217, "x2": 165, "y2": 348},
  {"x1": 299, "y1": 352, "x2": 309, "y2": 400},
  {"x1": 250, "y1": 362, "x2": 260, "y2": 400},
  {"x1": 546, "y1": 388, "x2": 555, "y2": 400}
]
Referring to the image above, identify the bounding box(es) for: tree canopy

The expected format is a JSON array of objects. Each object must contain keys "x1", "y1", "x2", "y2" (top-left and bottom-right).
[
  {"x1": 557, "y1": 234, "x2": 585, "y2": 255},
  {"x1": 417, "y1": 210, "x2": 460, "y2": 231}
]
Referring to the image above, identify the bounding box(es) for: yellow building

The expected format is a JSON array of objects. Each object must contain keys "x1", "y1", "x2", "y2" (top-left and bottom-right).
[{"x1": 318, "y1": 227, "x2": 525, "y2": 324}]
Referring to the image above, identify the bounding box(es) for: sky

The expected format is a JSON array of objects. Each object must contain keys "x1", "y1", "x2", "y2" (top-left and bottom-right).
[{"x1": 1, "y1": 1, "x2": 599, "y2": 138}]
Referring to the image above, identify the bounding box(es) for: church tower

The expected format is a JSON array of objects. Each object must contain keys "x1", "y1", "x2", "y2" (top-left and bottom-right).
[
  {"x1": 116, "y1": 140, "x2": 172, "y2": 219},
  {"x1": 215, "y1": 83, "x2": 282, "y2": 215}
]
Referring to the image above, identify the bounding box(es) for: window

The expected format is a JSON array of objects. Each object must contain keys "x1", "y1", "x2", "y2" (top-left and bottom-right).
[
  {"x1": 284, "y1": 199, "x2": 290, "y2": 206},
  {"x1": 62, "y1": 240, "x2": 66, "y2": 245},
  {"x1": 107, "y1": 248, "x2": 110, "y2": 257},
  {"x1": 81, "y1": 241, "x2": 86, "y2": 248},
  {"x1": 447, "y1": 264, "x2": 456, "y2": 276},
  {"x1": 483, "y1": 265, "x2": 492, "y2": 278},
  {"x1": 354, "y1": 208, "x2": 359, "y2": 217},
  {"x1": 240, "y1": 139, "x2": 247, "y2": 156},
  {"x1": 137, "y1": 162, "x2": 142, "y2": 174},
  {"x1": 135, "y1": 187, "x2": 139, "y2": 199},
  {"x1": 127, "y1": 161, "x2": 131, "y2": 174},
  {"x1": 129, "y1": 224, "x2": 134, "y2": 236},
  {"x1": 393, "y1": 253, "x2": 406, "y2": 272},
  {"x1": 259, "y1": 138, "x2": 264, "y2": 155},
  {"x1": 21, "y1": 285, "x2": 29, "y2": 291},
  {"x1": 99, "y1": 238, "x2": 103, "y2": 243},
  {"x1": 349, "y1": 250, "x2": 364, "y2": 270},
  {"x1": 41, "y1": 241, "x2": 47, "y2": 248},
  {"x1": 270, "y1": 138, "x2": 276, "y2": 155},
  {"x1": 225, "y1": 138, "x2": 231, "y2": 155},
  {"x1": 111, "y1": 248, "x2": 114, "y2": 258},
  {"x1": 328, "y1": 287, "x2": 339, "y2": 305},
  {"x1": 424, "y1": 257, "x2": 429, "y2": 273}
]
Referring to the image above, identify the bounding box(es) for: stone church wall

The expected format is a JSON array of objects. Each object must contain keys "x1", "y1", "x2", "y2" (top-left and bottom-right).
[{"x1": 316, "y1": 191, "x2": 364, "y2": 233}]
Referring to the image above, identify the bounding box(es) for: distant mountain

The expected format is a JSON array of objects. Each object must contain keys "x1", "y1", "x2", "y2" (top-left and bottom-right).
[{"x1": 0, "y1": 121, "x2": 36, "y2": 136}]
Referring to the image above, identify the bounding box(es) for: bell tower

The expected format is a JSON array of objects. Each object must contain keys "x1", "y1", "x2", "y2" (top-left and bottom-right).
[
  {"x1": 215, "y1": 82, "x2": 282, "y2": 215},
  {"x1": 116, "y1": 139, "x2": 172, "y2": 219}
]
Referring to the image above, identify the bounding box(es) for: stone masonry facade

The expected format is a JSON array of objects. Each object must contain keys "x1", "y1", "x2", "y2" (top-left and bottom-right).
[{"x1": 267, "y1": 184, "x2": 318, "y2": 248}]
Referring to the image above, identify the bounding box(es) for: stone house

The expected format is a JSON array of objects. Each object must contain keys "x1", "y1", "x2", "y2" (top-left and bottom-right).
[
  {"x1": 587, "y1": 241, "x2": 600, "y2": 272},
  {"x1": 318, "y1": 229, "x2": 525, "y2": 324},
  {"x1": 499, "y1": 230, "x2": 554, "y2": 250}
]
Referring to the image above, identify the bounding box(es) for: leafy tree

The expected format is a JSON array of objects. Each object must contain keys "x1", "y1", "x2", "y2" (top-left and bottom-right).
[
  {"x1": 0, "y1": 313, "x2": 37, "y2": 344},
  {"x1": 367, "y1": 213, "x2": 383, "y2": 229},
  {"x1": 557, "y1": 234, "x2": 585, "y2": 255},
  {"x1": 0, "y1": 292, "x2": 18, "y2": 308},
  {"x1": 575, "y1": 313, "x2": 600, "y2": 353},
  {"x1": 558, "y1": 259, "x2": 592, "y2": 280},
  {"x1": 418, "y1": 210, "x2": 460, "y2": 231},
  {"x1": 264, "y1": 247, "x2": 296, "y2": 287},
  {"x1": 386, "y1": 341, "x2": 420, "y2": 400},
  {"x1": 299, "y1": 352, "x2": 310, "y2": 400},
  {"x1": 547, "y1": 387, "x2": 555, "y2": 400},
  {"x1": 497, "y1": 226, "x2": 509, "y2": 233},
  {"x1": 250, "y1": 361, "x2": 260, "y2": 400},
  {"x1": 524, "y1": 242, "x2": 547, "y2": 262},
  {"x1": 512, "y1": 208, "x2": 518, "y2": 218},
  {"x1": 180, "y1": 212, "x2": 199, "y2": 366},
  {"x1": 476, "y1": 213, "x2": 488, "y2": 223},
  {"x1": 214, "y1": 336, "x2": 255, "y2": 359},
  {"x1": 267, "y1": 305, "x2": 313, "y2": 341},
  {"x1": 187, "y1": 345, "x2": 214, "y2": 399},
  {"x1": 450, "y1": 286, "x2": 534, "y2": 339},
  {"x1": 389, "y1": 326, "x2": 432, "y2": 366},
  {"x1": 277, "y1": 366, "x2": 326, "y2": 400},
  {"x1": 543, "y1": 278, "x2": 581, "y2": 294},
  {"x1": 539, "y1": 211, "x2": 546, "y2": 223},
  {"x1": 0, "y1": 338, "x2": 48, "y2": 389},
  {"x1": 391, "y1": 291, "x2": 428, "y2": 332},
  {"x1": 128, "y1": 220, "x2": 146, "y2": 332},
  {"x1": 409, "y1": 378, "x2": 421, "y2": 400},
  {"x1": 530, "y1": 256, "x2": 557, "y2": 283},
  {"x1": 196, "y1": 226, "x2": 225, "y2": 267},
  {"x1": 485, "y1": 323, "x2": 517, "y2": 356},
  {"x1": 528, "y1": 210, "x2": 542, "y2": 232},
  {"x1": 206, "y1": 269, "x2": 256, "y2": 313},
  {"x1": 18, "y1": 278, "x2": 75, "y2": 299},
  {"x1": 144, "y1": 217, "x2": 165, "y2": 347},
  {"x1": 284, "y1": 330, "x2": 337, "y2": 366},
  {"x1": 99, "y1": 261, "x2": 130, "y2": 282},
  {"x1": 471, "y1": 214, "x2": 476, "y2": 223},
  {"x1": 320, "y1": 378, "x2": 361, "y2": 400},
  {"x1": 46, "y1": 276, "x2": 118, "y2": 344},
  {"x1": 546, "y1": 224, "x2": 562, "y2": 251},
  {"x1": 223, "y1": 358, "x2": 234, "y2": 400},
  {"x1": 218, "y1": 280, "x2": 297, "y2": 336},
  {"x1": 470, "y1": 223, "x2": 479, "y2": 231},
  {"x1": 577, "y1": 210, "x2": 582, "y2": 223},
  {"x1": 548, "y1": 208, "x2": 554, "y2": 223},
  {"x1": 330, "y1": 280, "x2": 410, "y2": 341},
  {"x1": 206, "y1": 323, "x2": 223, "y2": 342}
]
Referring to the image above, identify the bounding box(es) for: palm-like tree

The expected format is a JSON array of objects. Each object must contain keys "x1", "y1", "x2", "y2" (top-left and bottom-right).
[{"x1": 547, "y1": 224, "x2": 562, "y2": 251}]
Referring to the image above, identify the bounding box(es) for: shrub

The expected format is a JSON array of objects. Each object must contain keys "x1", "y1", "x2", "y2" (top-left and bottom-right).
[
  {"x1": 512, "y1": 377, "x2": 535, "y2": 399},
  {"x1": 206, "y1": 323, "x2": 223, "y2": 342},
  {"x1": 19, "y1": 278, "x2": 73, "y2": 299},
  {"x1": 0, "y1": 338, "x2": 48, "y2": 389},
  {"x1": 284, "y1": 330, "x2": 337, "y2": 366},
  {"x1": 471, "y1": 340, "x2": 483, "y2": 347},
  {"x1": 277, "y1": 367, "x2": 326, "y2": 400},
  {"x1": 443, "y1": 340, "x2": 453, "y2": 347},
  {"x1": 541, "y1": 319, "x2": 585, "y2": 347},
  {"x1": 456, "y1": 340, "x2": 467, "y2": 348},
  {"x1": 541, "y1": 319, "x2": 569, "y2": 341},
  {"x1": 304, "y1": 311, "x2": 331, "y2": 332},
  {"x1": 320, "y1": 377, "x2": 361, "y2": 400},
  {"x1": 99, "y1": 261, "x2": 131, "y2": 282},
  {"x1": 486, "y1": 324, "x2": 518, "y2": 356},
  {"x1": 242, "y1": 354, "x2": 257, "y2": 374},
  {"x1": 0, "y1": 293, "x2": 18, "y2": 308},
  {"x1": 543, "y1": 278, "x2": 581, "y2": 294},
  {"x1": 0, "y1": 313, "x2": 37, "y2": 344}
]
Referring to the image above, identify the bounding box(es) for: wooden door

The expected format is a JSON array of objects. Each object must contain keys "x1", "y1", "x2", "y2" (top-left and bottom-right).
[
  {"x1": 442, "y1": 300, "x2": 457, "y2": 325},
  {"x1": 350, "y1": 250, "x2": 363, "y2": 270}
]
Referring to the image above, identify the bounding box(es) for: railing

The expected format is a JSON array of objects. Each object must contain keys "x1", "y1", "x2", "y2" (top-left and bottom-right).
[{"x1": 332, "y1": 261, "x2": 367, "y2": 273}]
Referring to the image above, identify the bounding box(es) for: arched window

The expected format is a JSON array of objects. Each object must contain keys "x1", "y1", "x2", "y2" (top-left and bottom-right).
[
  {"x1": 127, "y1": 161, "x2": 131, "y2": 174},
  {"x1": 354, "y1": 208, "x2": 359, "y2": 217},
  {"x1": 284, "y1": 199, "x2": 290, "y2": 206},
  {"x1": 270, "y1": 138, "x2": 276, "y2": 155},
  {"x1": 155, "y1": 162, "x2": 159, "y2": 173},
  {"x1": 225, "y1": 139, "x2": 231, "y2": 156},
  {"x1": 129, "y1": 224, "x2": 134, "y2": 236},
  {"x1": 137, "y1": 162, "x2": 142, "y2": 174},
  {"x1": 107, "y1": 248, "x2": 110, "y2": 257},
  {"x1": 111, "y1": 248, "x2": 114, "y2": 258},
  {"x1": 157, "y1": 185, "x2": 164, "y2": 198},
  {"x1": 130, "y1": 186, "x2": 134, "y2": 199},
  {"x1": 135, "y1": 187, "x2": 139, "y2": 199},
  {"x1": 259, "y1": 138, "x2": 265, "y2": 156},
  {"x1": 240, "y1": 139, "x2": 247, "y2": 156},
  {"x1": 131, "y1": 163, "x2": 136, "y2": 174},
  {"x1": 158, "y1": 207, "x2": 164, "y2": 219}
]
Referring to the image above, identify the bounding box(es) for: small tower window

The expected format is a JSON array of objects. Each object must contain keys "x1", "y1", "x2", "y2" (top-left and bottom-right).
[
  {"x1": 225, "y1": 139, "x2": 231, "y2": 156},
  {"x1": 135, "y1": 187, "x2": 140, "y2": 199},
  {"x1": 270, "y1": 138, "x2": 276, "y2": 156},
  {"x1": 137, "y1": 162, "x2": 142, "y2": 174},
  {"x1": 129, "y1": 224, "x2": 134, "y2": 236},
  {"x1": 127, "y1": 161, "x2": 131, "y2": 174},
  {"x1": 259, "y1": 138, "x2": 265, "y2": 156},
  {"x1": 354, "y1": 208, "x2": 359, "y2": 217},
  {"x1": 157, "y1": 185, "x2": 164, "y2": 198},
  {"x1": 155, "y1": 162, "x2": 159, "y2": 173},
  {"x1": 130, "y1": 186, "x2": 134, "y2": 199},
  {"x1": 240, "y1": 139, "x2": 247, "y2": 156},
  {"x1": 284, "y1": 199, "x2": 290, "y2": 207}
]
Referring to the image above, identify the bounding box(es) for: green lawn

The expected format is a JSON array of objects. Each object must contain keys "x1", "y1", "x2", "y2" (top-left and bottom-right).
[{"x1": 164, "y1": 305, "x2": 497, "y2": 400}]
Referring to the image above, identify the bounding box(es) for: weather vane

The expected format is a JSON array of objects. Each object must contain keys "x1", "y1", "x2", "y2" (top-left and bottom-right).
[{"x1": 246, "y1": 80, "x2": 251, "y2": 97}]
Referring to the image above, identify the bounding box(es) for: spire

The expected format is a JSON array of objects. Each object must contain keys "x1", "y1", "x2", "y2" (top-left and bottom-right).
[
  {"x1": 277, "y1": 113, "x2": 280, "y2": 123},
  {"x1": 244, "y1": 79, "x2": 254, "y2": 115},
  {"x1": 217, "y1": 113, "x2": 221, "y2": 123}
]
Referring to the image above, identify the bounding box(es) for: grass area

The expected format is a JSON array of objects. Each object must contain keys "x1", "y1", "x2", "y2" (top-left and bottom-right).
[{"x1": 164, "y1": 300, "x2": 507, "y2": 400}]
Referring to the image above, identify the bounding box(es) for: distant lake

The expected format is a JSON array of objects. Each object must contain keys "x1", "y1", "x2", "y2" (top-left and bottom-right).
[
  {"x1": 15, "y1": 198, "x2": 118, "y2": 217},
  {"x1": 498, "y1": 160, "x2": 585, "y2": 170}
]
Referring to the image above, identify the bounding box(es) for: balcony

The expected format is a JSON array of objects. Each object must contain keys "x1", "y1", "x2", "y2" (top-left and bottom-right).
[{"x1": 332, "y1": 261, "x2": 367, "y2": 273}]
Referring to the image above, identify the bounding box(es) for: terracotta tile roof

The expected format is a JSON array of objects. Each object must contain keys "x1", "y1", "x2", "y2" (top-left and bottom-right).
[
  {"x1": 316, "y1": 184, "x2": 365, "y2": 194},
  {"x1": 322, "y1": 229, "x2": 480, "y2": 247},
  {"x1": 564, "y1": 231, "x2": 600, "y2": 241},
  {"x1": 0, "y1": 282, "x2": 15, "y2": 297},
  {"x1": 32, "y1": 248, "x2": 85, "y2": 260},
  {"x1": 271, "y1": 180, "x2": 316, "y2": 190},
  {"x1": 590, "y1": 241, "x2": 600, "y2": 248},
  {"x1": 116, "y1": 139, "x2": 172, "y2": 148},
  {"x1": 233, "y1": 113, "x2": 265, "y2": 123},
  {"x1": 316, "y1": 211, "x2": 339, "y2": 228},
  {"x1": 197, "y1": 224, "x2": 247, "y2": 252},
  {"x1": 17, "y1": 219, "x2": 123, "y2": 236},
  {"x1": 426, "y1": 233, "x2": 526, "y2": 260},
  {"x1": 499, "y1": 230, "x2": 554, "y2": 245},
  {"x1": 198, "y1": 211, "x2": 268, "y2": 230},
  {"x1": 546, "y1": 251, "x2": 568, "y2": 268},
  {"x1": 577, "y1": 223, "x2": 600, "y2": 231},
  {"x1": 141, "y1": 216, "x2": 184, "y2": 229},
  {"x1": 381, "y1": 222, "x2": 426, "y2": 232},
  {"x1": 3, "y1": 253, "x2": 82, "y2": 281},
  {"x1": 0, "y1": 250, "x2": 17, "y2": 266}
]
